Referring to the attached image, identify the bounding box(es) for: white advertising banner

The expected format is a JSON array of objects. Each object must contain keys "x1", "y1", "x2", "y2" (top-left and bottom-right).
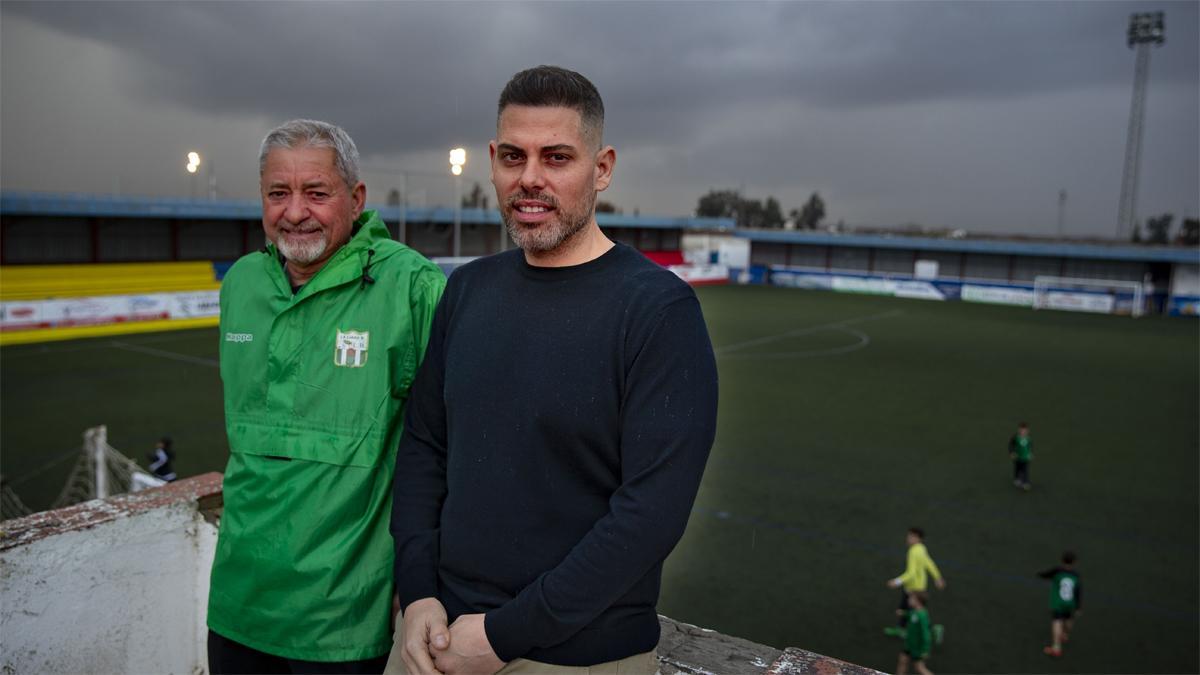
[
  {"x1": 667, "y1": 264, "x2": 730, "y2": 285},
  {"x1": 1, "y1": 291, "x2": 220, "y2": 331},
  {"x1": 772, "y1": 270, "x2": 946, "y2": 301},
  {"x1": 1042, "y1": 291, "x2": 1115, "y2": 314},
  {"x1": 831, "y1": 276, "x2": 946, "y2": 300},
  {"x1": 961, "y1": 285, "x2": 1035, "y2": 307}
]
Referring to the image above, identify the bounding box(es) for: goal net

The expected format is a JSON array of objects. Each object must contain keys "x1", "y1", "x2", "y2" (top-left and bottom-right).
[
  {"x1": 1033, "y1": 276, "x2": 1146, "y2": 317},
  {"x1": 0, "y1": 425, "x2": 166, "y2": 521}
]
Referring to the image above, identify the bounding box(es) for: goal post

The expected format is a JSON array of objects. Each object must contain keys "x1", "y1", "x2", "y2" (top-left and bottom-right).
[{"x1": 1032, "y1": 275, "x2": 1146, "y2": 317}]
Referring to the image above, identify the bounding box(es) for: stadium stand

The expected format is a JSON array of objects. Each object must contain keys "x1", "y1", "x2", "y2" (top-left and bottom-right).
[
  {"x1": 0, "y1": 261, "x2": 222, "y2": 345},
  {"x1": 0, "y1": 262, "x2": 221, "y2": 302}
]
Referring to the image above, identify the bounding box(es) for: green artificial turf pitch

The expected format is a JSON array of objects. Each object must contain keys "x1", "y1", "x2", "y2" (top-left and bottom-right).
[{"x1": 2, "y1": 284, "x2": 1197, "y2": 673}]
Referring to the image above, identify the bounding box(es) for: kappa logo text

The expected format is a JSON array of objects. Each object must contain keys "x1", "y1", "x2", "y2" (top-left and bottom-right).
[{"x1": 225, "y1": 332, "x2": 254, "y2": 343}]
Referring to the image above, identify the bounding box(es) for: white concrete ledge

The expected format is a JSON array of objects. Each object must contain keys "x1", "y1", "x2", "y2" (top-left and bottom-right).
[
  {"x1": 0, "y1": 473, "x2": 879, "y2": 675},
  {"x1": 1, "y1": 473, "x2": 222, "y2": 674}
]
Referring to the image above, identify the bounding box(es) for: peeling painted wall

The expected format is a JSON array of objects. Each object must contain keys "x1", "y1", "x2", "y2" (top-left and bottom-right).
[
  {"x1": 0, "y1": 473, "x2": 879, "y2": 675},
  {"x1": 1, "y1": 477, "x2": 219, "y2": 674}
]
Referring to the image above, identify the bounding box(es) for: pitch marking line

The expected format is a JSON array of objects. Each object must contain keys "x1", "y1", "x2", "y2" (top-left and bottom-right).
[
  {"x1": 109, "y1": 340, "x2": 218, "y2": 368},
  {"x1": 714, "y1": 309, "x2": 904, "y2": 356},
  {"x1": 720, "y1": 327, "x2": 871, "y2": 360},
  {"x1": 1, "y1": 329, "x2": 213, "y2": 359}
]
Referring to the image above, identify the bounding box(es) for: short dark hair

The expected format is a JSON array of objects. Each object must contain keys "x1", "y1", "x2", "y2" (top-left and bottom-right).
[
  {"x1": 1018, "y1": 421, "x2": 1029, "y2": 428},
  {"x1": 908, "y1": 527, "x2": 925, "y2": 540},
  {"x1": 1062, "y1": 550, "x2": 1076, "y2": 565},
  {"x1": 498, "y1": 65, "x2": 605, "y2": 144}
]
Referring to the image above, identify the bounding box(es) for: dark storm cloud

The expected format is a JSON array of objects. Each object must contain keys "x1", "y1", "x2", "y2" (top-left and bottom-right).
[
  {"x1": 9, "y1": 1, "x2": 1196, "y2": 154},
  {"x1": 3, "y1": 1, "x2": 1197, "y2": 233}
]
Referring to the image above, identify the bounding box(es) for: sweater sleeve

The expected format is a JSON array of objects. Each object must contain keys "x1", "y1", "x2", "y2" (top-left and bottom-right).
[
  {"x1": 390, "y1": 289, "x2": 451, "y2": 610},
  {"x1": 483, "y1": 294, "x2": 719, "y2": 661}
]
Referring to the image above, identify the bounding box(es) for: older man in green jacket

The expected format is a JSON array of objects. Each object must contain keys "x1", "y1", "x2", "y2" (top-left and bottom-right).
[{"x1": 207, "y1": 119, "x2": 445, "y2": 674}]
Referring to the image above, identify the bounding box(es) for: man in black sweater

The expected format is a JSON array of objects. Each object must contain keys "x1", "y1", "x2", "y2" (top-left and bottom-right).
[{"x1": 387, "y1": 66, "x2": 719, "y2": 674}]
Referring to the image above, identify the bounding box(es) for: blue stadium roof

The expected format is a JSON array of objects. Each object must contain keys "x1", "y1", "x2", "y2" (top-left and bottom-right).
[
  {"x1": 3, "y1": 191, "x2": 1195, "y2": 264},
  {"x1": 0, "y1": 191, "x2": 734, "y2": 231},
  {"x1": 738, "y1": 229, "x2": 1200, "y2": 264}
]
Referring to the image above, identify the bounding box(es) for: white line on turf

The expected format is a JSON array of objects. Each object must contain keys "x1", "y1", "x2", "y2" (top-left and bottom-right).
[
  {"x1": 714, "y1": 309, "x2": 903, "y2": 355},
  {"x1": 1, "y1": 329, "x2": 213, "y2": 359},
  {"x1": 719, "y1": 327, "x2": 871, "y2": 360},
  {"x1": 108, "y1": 340, "x2": 218, "y2": 368}
]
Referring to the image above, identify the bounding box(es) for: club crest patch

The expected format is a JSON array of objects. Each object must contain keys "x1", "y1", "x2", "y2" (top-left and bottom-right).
[{"x1": 334, "y1": 330, "x2": 369, "y2": 368}]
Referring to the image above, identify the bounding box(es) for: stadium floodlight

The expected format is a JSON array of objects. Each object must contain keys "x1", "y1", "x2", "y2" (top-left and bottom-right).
[
  {"x1": 186, "y1": 152, "x2": 202, "y2": 197},
  {"x1": 449, "y1": 148, "x2": 466, "y2": 257},
  {"x1": 1117, "y1": 12, "x2": 1165, "y2": 241},
  {"x1": 1127, "y1": 12, "x2": 1165, "y2": 47}
]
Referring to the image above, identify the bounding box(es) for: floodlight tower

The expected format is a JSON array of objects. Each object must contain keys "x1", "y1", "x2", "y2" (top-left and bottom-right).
[
  {"x1": 449, "y1": 148, "x2": 466, "y2": 257},
  {"x1": 1117, "y1": 12, "x2": 1165, "y2": 240}
]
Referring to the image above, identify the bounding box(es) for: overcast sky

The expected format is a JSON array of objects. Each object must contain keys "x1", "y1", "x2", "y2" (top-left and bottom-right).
[{"x1": 2, "y1": 1, "x2": 1197, "y2": 237}]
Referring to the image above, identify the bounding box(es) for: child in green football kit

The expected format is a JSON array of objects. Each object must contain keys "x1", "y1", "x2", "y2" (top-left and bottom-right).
[
  {"x1": 1009, "y1": 421, "x2": 1033, "y2": 490},
  {"x1": 896, "y1": 591, "x2": 934, "y2": 675},
  {"x1": 1039, "y1": 551, "x2": 1082, "y2": 658}
]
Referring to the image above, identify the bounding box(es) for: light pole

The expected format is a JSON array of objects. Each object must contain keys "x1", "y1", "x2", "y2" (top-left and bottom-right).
[
  {"x1": 449, "y1": 148, "x2": 466, "y2": 257},
  {"x1": 186, "y1": 151, "x2": 216, "y2": 200},
  {"x1": 1117, "y1": 12, "x2": 1165, "y2": 241},
  {"x1": 361, "y1": 165, "x2": 451, "y2": 243},
  {"x1": 1057, "y1": 189, "x2": 1067, "y2": 238},
  {"x1": 186, "y1": 151, "x2": 201, "y2": 199}
]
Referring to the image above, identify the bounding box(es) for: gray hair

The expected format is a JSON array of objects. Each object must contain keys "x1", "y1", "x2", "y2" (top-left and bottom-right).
[{"x1": 258, "y1": 119, "x2": 360, "y2": 188}]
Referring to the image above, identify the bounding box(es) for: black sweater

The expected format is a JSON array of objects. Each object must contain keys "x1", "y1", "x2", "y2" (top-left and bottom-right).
[{"x1": 391, "y1": 243, "x2": 718, "y2": 665}]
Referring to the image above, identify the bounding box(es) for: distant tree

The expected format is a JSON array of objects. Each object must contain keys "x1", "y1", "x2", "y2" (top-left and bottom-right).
[
  {"x1": 793, "y1": 192, "x2": 826, "y2": 230},
  {"x1": 595, "y1": 200, "x2": 621, "y2": 214},
  {"x1": 696, "y1": 188, "x2": 787, "y2": 228},
  {"x1": 462, "y1": 182, "x2": 489, "y2": 210},
  {"x1": 696, "y1": 189, "x2": 742, "y2": 220},
  {"x1": 740, "y1": 199, "x2": 766, "y2": 228},
  {"x1": 1145, "y1": 213, "x2": 1173, "y2": 244},
  {"x1": 763, "y1": 197, "x2": 784, "y2": 229},
  {"x1": 1131, "y1": 224, "x2": 1142, "y2": 243},
  {"x1": 1177, "y1": 218, "x2": 1199, "y2": 246}
]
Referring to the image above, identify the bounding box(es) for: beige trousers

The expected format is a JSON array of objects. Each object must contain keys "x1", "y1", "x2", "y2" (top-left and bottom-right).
[{"x1": 383, "y1": 619, "x2": 658, "y2": 674}]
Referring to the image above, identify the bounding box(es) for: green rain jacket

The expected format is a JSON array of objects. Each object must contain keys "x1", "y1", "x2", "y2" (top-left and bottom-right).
[{"x1": 207, "y1": 211, "x2": 445, "y2": 661}]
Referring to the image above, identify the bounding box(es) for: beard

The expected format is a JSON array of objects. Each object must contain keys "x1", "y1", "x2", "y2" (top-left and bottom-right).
[
  {"x1": 273, "y1": 222, "x2": 329, "y2": 265},
  {"x1": 502, "y1": 190, "x2": 595, "y2": 254}
]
